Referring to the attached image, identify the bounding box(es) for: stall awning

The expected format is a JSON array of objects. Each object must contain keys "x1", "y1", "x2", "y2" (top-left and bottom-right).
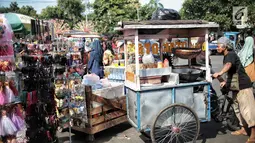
[
  {"x1": 63, "y1": 30, "x2": 100, "y2": 38},
  {"x1": 4, "y1": 13, "x2": 34, "y2": 34}
]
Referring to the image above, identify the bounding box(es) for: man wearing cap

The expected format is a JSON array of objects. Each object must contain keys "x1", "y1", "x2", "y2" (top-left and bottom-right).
[{"x1": 213, "y1": 37, "x2": 255, "y2": 143}]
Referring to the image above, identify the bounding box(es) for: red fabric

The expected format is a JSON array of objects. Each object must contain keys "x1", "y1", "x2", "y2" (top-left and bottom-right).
[
  {"x1": 26, "y1": 91, "x2": 37, "y2": 115},
  {"x1": 9, "y1": 80, "x2": 18, "y2": 96}
]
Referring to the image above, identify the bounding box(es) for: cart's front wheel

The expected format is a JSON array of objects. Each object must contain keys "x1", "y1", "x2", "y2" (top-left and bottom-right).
[{"x1": 151, "y1": 104, "x2": 200, "y2": 143}]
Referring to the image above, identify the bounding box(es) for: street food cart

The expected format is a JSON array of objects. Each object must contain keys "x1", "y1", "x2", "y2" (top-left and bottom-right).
[{"x1": 115, "y1": 20, "x2": 219, "y2": 143}]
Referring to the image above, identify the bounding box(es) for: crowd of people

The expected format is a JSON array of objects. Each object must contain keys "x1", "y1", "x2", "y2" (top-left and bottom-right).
[{"x1": 86, "y1": 36, "x2": 123, "y2": 78}]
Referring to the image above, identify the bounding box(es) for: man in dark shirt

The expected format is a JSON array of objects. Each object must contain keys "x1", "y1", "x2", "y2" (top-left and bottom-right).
[{"x1": 213, "y1": 37, "x2": 255, "y2": 143}]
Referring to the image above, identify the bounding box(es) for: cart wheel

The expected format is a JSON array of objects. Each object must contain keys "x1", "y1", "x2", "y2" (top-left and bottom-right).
[
  {"x1": 150, "y1": 104, "x2": 200, "y2": 143},
  {"x1": 87, "y1": 134, "x2": 95, "y2": 142},
  {"x1": 141, "y1": 131, "x2": 151, "y2": 139}
]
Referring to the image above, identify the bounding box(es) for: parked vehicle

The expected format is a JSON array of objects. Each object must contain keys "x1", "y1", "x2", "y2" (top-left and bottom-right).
[{"x1": 209, "y1": 40, "x2": 218, "y2": 55}]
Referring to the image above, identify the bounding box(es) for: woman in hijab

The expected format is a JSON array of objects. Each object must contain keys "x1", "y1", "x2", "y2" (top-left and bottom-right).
[
  {"x1": 88, "y1": 40, "x2": 104, "y2": 78},
  {"x1": 238, "y1": 35, "x2": 255, "y2": 82},
  {"x1": 103, "y1": 41, "x2": 115, "y2": 66}
]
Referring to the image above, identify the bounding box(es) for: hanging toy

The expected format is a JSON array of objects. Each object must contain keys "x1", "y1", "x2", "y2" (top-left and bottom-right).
[
  {"x1": 9, "y1": 80, "x2": 19, "y2": 96},
  {"x1": 0, "y1": 109, "x2": 18, "y2": 136},
  {"x1": 11, "y1": 106, "x2": 25, "y2": 131},
  {"x1": 4, "y1": 82, "x2": 16, "y2": 104},
  {"x1": 0, "y1": 81, "x2": 5, "y2": 105},
  {"x1": 0, "y1": 18, "x2": 5, "y2": 39}
]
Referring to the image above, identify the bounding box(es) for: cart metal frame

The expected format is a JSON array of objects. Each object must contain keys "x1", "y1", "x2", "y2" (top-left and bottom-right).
[{"x1": 116, "y1": 20, "x2": 219, "y2": 142}]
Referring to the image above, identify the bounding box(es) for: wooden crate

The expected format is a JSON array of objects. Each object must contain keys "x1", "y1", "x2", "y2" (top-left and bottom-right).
[{"x1": 71, "y1": 86, "x2": 127, "y2": 141}]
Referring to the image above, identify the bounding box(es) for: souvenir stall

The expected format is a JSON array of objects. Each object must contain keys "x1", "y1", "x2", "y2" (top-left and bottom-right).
[
  {"x1": 0, "y1": 14, "x2": 26, "y2": 143},
  {"x1": 115, "y1": 20, "x2": 219, "y2": 143},
  {"x1": 67, "y1": 36, "x2": 127, "y2": 141}
]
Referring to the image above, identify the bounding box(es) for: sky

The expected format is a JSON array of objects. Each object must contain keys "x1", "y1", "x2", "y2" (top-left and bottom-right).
[{"x1": 0, "y1": 0, "x2": 184, "y2": 14}]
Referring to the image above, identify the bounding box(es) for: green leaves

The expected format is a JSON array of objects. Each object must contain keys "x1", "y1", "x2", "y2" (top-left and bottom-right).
[
  {"x1": 92, "y1": 0, "x2": 140, "y2": 33},
  {"x1": 40, "y1": 0, "x2": 85, "y2": 29},
  {"x1": 180, "y1": 0, "x2": 255, "y2": 30},
  {"x1": 19, "y1": 6, "x2": 37, "y2": 17}
]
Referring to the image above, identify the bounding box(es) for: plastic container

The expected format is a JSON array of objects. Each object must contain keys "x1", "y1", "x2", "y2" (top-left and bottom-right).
[
  {"x1": 119, "y1": 60, "x2": 125, "y2": 67},
  {"x1": 113, "y1": 60, "x2": 119, "y2": 67},
  {"x1": 82, "y1": 74, "x2": 100, "y2": 85},
  {"x1": 157, "y1": 61, "x2": 163, "y2": 68}
]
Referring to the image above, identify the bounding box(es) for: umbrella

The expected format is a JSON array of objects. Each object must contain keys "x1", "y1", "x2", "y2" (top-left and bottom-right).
[{"x1": 4, "y1": 13, "x2": 35, "y2": 34}]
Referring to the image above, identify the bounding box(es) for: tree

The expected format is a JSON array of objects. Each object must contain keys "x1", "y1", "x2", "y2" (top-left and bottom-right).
[
  {"x1": 9, "y1": 2, "x2": 19, "y2": 12},
  {"x1": 139, "y1": 0, "x2": 164, "y2": 20},
  {"x1": 0, "y1": 2, "x2": 38, "y2": 18},
  {"x1": 40, "y1": 0, "x2": 85, "y2": 29},
  {"x1": 18, "y1": 6, "x2": 37, "y2": 17},
  {"x1": 0, "y1": 6, "x2": 9, "y2": 13},
  {"x1": 180, "y1": 0, "x2": 255, "y2": 30},
  {"x1": 92, "y1": 0, "x2": 140, "y2": 33},
  {"x1": 40, "y1": 6, "x2": 64, "y2": 19}
]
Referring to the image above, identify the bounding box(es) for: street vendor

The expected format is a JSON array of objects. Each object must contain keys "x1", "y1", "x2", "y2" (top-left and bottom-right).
[
  {"x1": 103, "y1": 41, "x2": 115, "y2": 66},
  {"x1": 213, "y1": 37, "x2": 255, "y2": 143}
]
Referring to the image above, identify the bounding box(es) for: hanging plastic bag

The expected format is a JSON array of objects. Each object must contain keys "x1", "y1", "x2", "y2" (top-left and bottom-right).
[{"x1": 151, "y1": 8, "x2": 181, "y2": 20}]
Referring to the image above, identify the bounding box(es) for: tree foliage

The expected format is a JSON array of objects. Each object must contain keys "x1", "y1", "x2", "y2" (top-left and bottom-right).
[
  {"x1": 180, "y1": 0, "x2": 255, "y2": 30},
  {"x1": 9, "y1": 2, "x2": 20, "y2": 13},
  {"x1": 40, "y1": 0, "x2": 85, "y2": 29},
  {"x1": 92, "y1": 0, "x2": 140, "y2": 33},
  {"x1": 0, "y1": 2, "x2": 38, "y2": 17},
  {"x1": 19, "y1": 6, "x2": 37, "y2": 17},
  {"x1": 139, "y1": 0, "x2": 164, "y2": 20},
  {"x1": 40, "y1": 6, "x2": 64, "y2": 19}
]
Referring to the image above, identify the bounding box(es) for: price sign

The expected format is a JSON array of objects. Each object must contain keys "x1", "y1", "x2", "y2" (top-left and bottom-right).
[{"x1": 129, "y1": 41, "x2": 203, "y2": 55}]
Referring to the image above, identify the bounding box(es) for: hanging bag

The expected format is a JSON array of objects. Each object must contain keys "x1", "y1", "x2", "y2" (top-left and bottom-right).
[{"x1": 229, "y1": 64, "x2": 240, "y2": 91}]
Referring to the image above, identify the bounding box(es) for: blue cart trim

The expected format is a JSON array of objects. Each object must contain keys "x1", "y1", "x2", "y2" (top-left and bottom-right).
[
  {"x1": 172, "y1": 88, "x2": 176, "y2": 104},
  {"x1": 125, "y1": 87, "x2": 129, "y2": 118},
  {"x1": 207, "y1": 85, "x2": 211, "y2": 121},
  {"x1": 137, "y1": 92, "x2": 141, "y2": 130}
]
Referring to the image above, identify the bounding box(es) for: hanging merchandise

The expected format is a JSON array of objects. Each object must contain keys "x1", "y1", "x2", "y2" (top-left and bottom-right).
[
  {"x1": 21, "y1": 54, "x2": 58, "y2": 143},
  {"x1": 0, "y1": 14, "x2": 28, "y2": 143},
  {"x1": 0, "y1": 14, "x2": 15, "y2": 56}
]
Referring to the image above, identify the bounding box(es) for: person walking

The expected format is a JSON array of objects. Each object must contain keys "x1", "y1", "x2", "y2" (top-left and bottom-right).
[
  {"x1": 88, "y1": 40, "x2": 104, "y2": 78},
  {"x1": 238, "y1": 32, "x2": 255, "y2": 82},
  {"x1": 213, "y1": 37, "x2": 255, "y2": 143}
]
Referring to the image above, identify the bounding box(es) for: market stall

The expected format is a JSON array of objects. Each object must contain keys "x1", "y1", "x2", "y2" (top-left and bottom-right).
[
  {"x1": 115, "y1": 20, "x2": 219, "y2": 143},
  {"x1": 4, "y1": 13, "x2": 34, "y2": 35}
]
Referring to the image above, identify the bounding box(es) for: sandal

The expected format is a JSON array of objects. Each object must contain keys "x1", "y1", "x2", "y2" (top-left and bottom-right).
[
  {"x1": 231, "y1": 130, "x2": 247, "y2": 136},
  {"x1": 246, "y1": 138, "x2": 255, "y2": 143}
]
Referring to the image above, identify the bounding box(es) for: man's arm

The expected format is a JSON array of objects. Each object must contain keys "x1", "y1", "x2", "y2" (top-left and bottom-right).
[
  {"x1": 219, "y1": 62, "x2": 232, "y2": 76},
  {"x1": 211, "y1": 69, "x2": 225, "y2": 82}
]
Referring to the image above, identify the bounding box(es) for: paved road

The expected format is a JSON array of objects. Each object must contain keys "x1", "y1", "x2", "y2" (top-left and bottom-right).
[{"x1": 58, "y1": 55, "x2": 249, "y2": 143}]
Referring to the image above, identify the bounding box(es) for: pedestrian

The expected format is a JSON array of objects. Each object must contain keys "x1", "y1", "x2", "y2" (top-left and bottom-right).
[
  {"x1": 88, "y1": 40, "x2": 104, "y2": 78},
  {"x1": 213, "y1": 37, "x2": 255, "y2": 143},
  {"x1": 238, "y1": 31, "x2": 255, "y2": 82},
  {"x1": 103, "y1": 41, "x2": 115, "y2": 66}
]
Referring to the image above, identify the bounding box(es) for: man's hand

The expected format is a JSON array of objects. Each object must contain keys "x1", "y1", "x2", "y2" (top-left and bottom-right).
[
  {"x1": 220, "y1": 81, "x2": 226, "y2": 88},
  {"x1": 213, "y1": 72, "x2": 222, "y2": 78}
]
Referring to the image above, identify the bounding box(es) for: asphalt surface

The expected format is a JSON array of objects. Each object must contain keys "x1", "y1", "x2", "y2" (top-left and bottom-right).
[{"x1": 58, "y1": 55, "x2": 249, "y2": 143}]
